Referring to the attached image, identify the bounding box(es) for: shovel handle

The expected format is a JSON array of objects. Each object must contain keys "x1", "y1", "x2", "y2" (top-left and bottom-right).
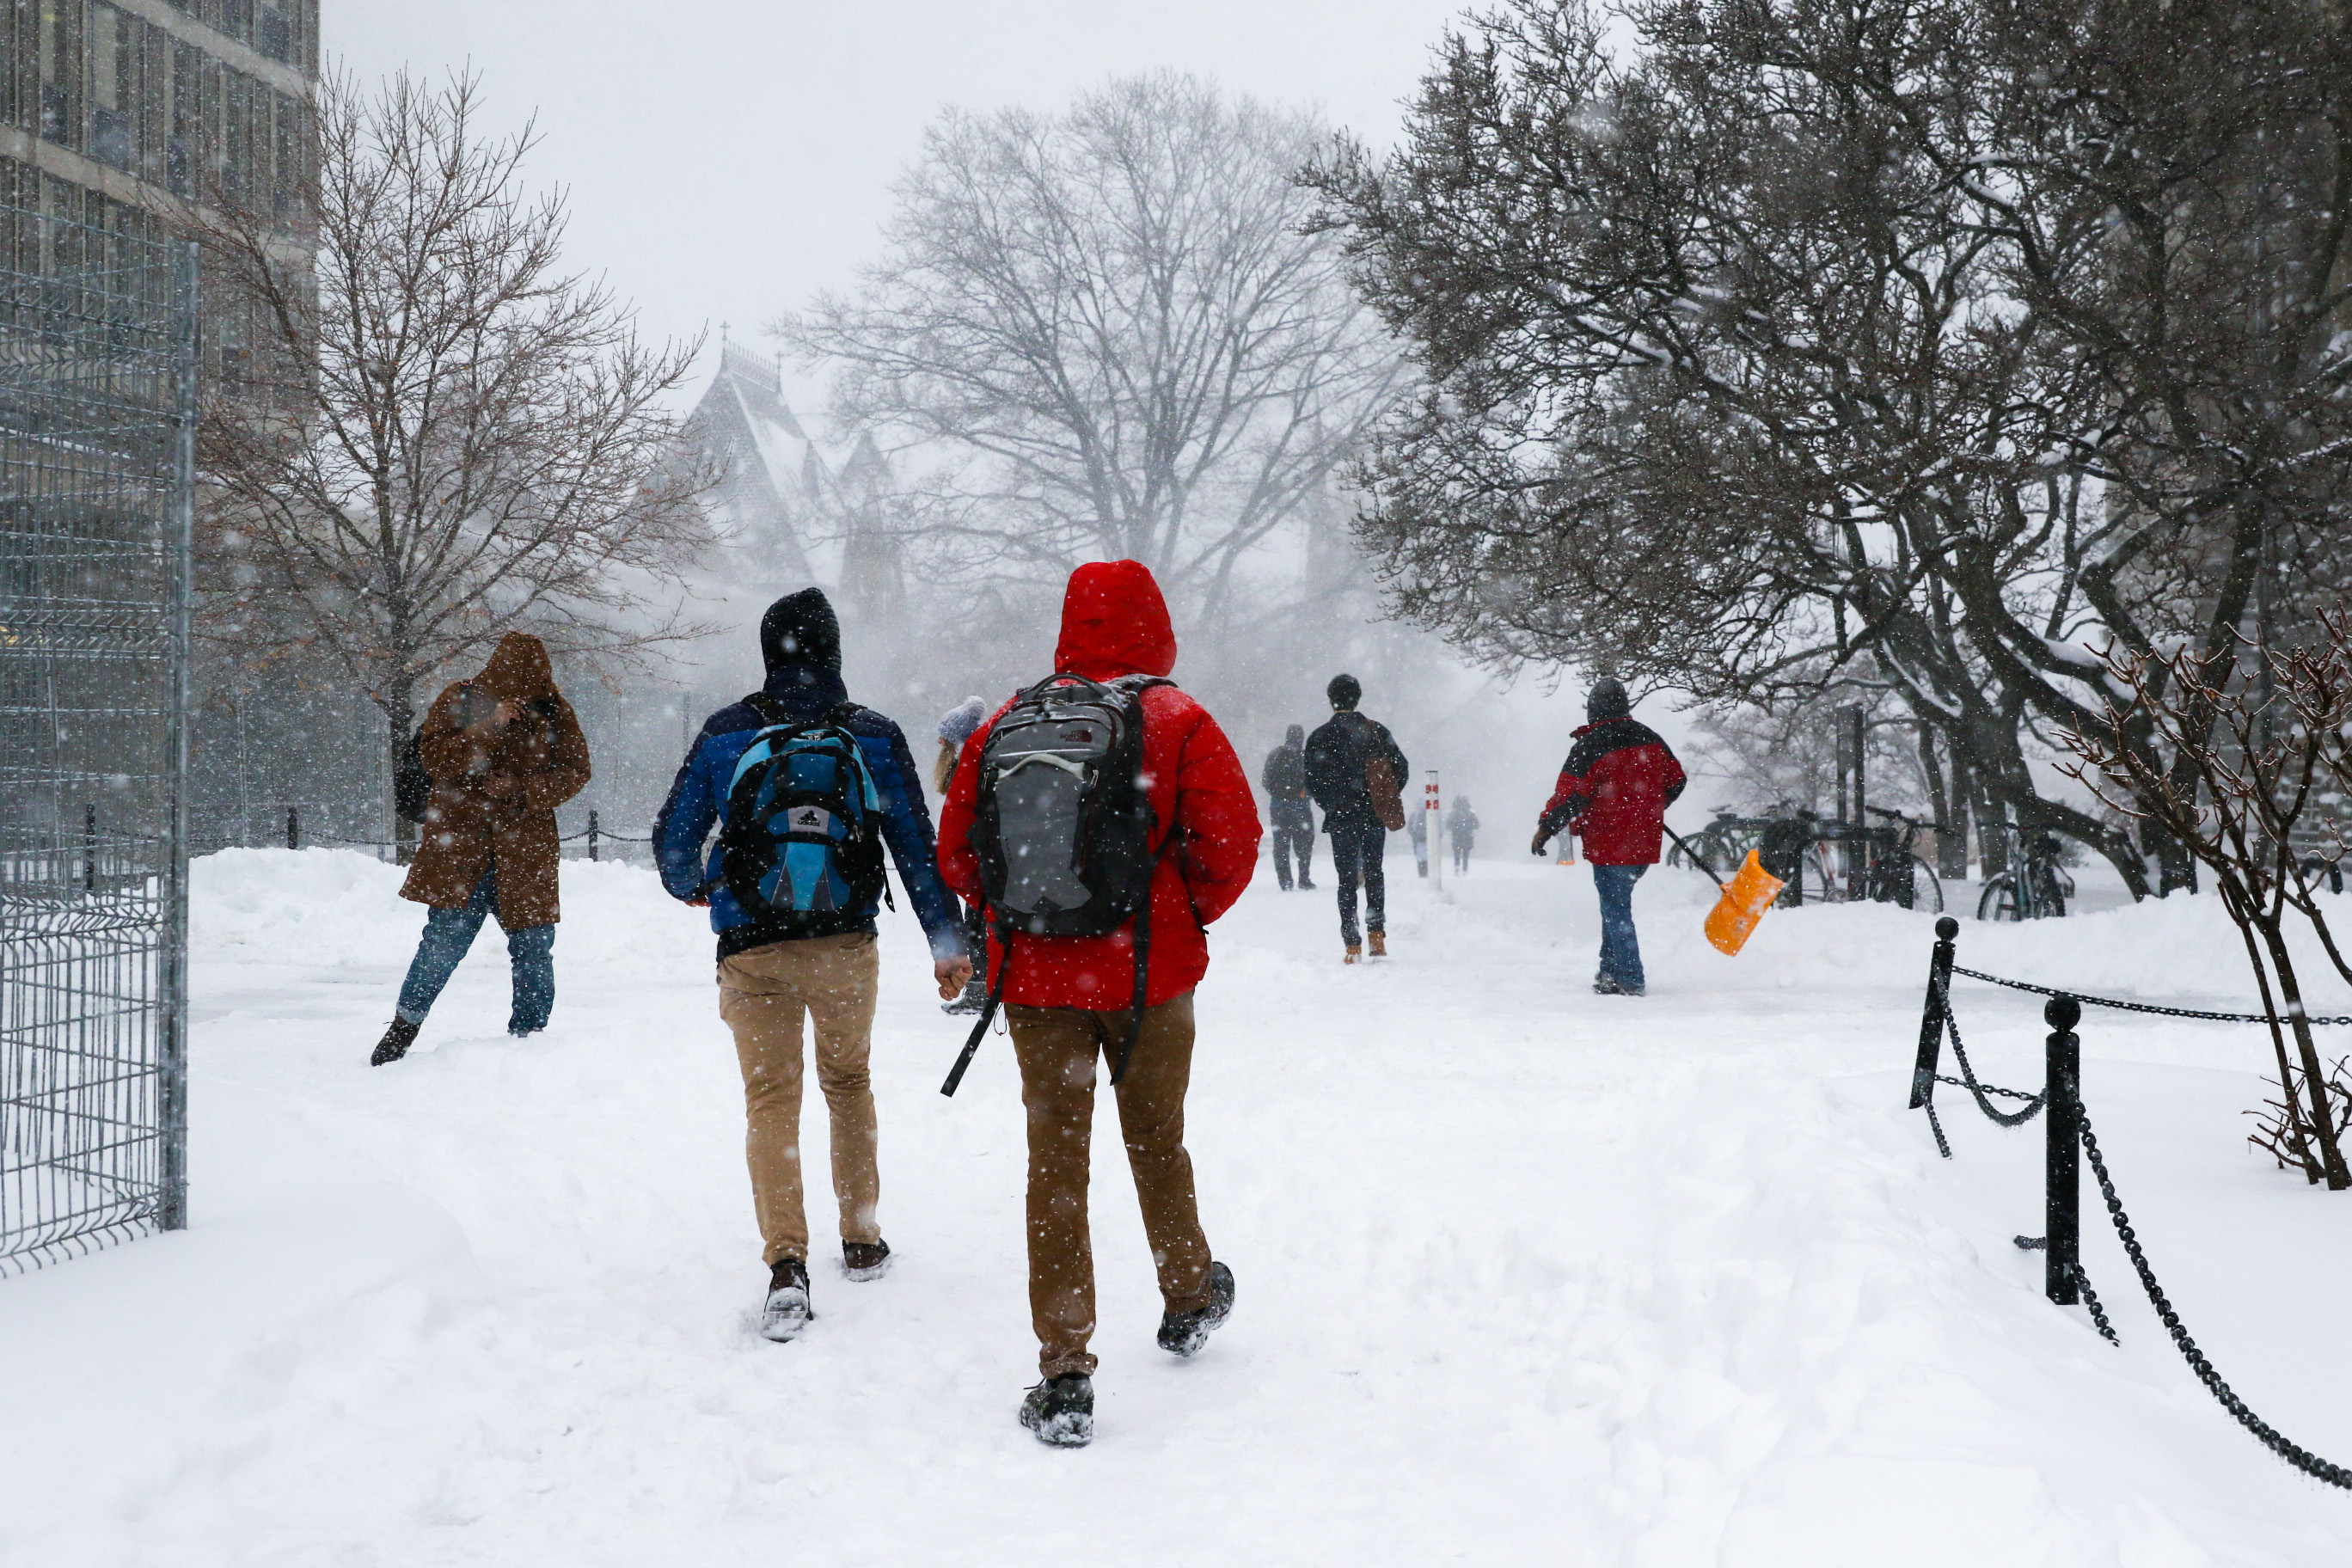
[{"x1": 1664, "y1": 825, "x2": 1726, "y2": 889}]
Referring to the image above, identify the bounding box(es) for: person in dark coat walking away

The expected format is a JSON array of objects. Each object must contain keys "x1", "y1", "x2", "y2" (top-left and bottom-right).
[
  {"x1": 938, "y1": 560, "x2": 1260, "y2": 1449},
  {"x1": 1304, "y1": 674, "x2": 1408, "y2": 962},
  {"x1": 1260, "y1": 724, "x2": 1317, "y2": 891},
  {"x1": 1532, "y1": 679, "x2": 1686, "y2": 996},
  {"x1": 1446, "y1": 796, "x2": 1479, "y2": 875},
  {"x1": 653, "y1": 588, "x2": 971, "y2": 1343},
  {"x1": 372, "y1": 633, "x2": 591, "y2": 1065}
]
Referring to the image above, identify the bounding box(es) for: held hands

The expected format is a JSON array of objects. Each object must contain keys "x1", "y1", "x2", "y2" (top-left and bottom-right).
[{"x1": 935, "y1": 957, "x2": 975, "y2": 1001}]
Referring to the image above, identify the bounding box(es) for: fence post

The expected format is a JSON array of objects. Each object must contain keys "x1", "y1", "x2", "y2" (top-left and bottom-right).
[
  {"x1": 1424, "y1": 771, "x2": 1442, "y2": 892},
  {"x1": 2044, "y1": 994, "x2": 2083, "y2": 1306},
  {"x1": 84, "y1": 803, "x2": 97, "y2": 891},
  {"x1": 286, "y1": 805, "x2": 299, "y2": 850},
  {"x1": 589, "y1": 809, "x2": 599, "y2": 863},
  {"x1": 1908, "y1": 916, "x2": 1957, "y2": 1110}
]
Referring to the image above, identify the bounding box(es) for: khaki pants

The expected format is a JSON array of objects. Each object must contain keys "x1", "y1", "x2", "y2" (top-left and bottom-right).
[
  {"x1": 718, "y1": 932, "x2": 882, "y2": 1266},
  {"x1": 1008, "y1": 993, "x2": 1214, "y2": 1378}
]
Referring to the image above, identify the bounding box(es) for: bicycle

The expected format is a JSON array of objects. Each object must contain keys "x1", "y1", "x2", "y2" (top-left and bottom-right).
[
  {"x1": 1976, "y1": 825, "x2": 2074, "y2": 920},
  {"x1": 1669, "y1": 807, "x2": 1769, "y2": 877},
  {"x1": 1860, "y1": 805, "x2": 1949, "y2": 913}
]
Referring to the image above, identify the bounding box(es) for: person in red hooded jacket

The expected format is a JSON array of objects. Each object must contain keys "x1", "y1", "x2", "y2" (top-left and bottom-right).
[{"x1": 937, "y1": 560, "x2": 1261, "y2": 1448}]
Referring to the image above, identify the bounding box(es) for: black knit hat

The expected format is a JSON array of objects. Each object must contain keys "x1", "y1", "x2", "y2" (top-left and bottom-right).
[
  {"x1": 760, "y1": 587, "x2": 842, "y2": 677},
  {"x1": 1586, "y1": 677, "x2": 1630, "y2": 722},
  {"x1": 1327, "y1": 673, "x2": 1362, "y2": 711}
]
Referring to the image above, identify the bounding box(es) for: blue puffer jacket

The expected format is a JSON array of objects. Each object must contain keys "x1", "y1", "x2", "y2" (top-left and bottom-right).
[{"x1": 654, "y1": 665, "x2": 964, "y2": 962}]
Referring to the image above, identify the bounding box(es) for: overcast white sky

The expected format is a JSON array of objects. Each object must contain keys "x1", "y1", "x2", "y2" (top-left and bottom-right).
[{"x1": 333, "y1": 0, "x2": 1471, "y2": 418}]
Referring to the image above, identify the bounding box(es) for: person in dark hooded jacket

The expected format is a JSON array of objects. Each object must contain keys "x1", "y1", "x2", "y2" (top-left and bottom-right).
[
  {"x1": 1532, "y1": 678, "x2": 1687, "y2": 995},
  {"x1": 653, "y1": 588, "x2": 970, "y2": 1343},
  {"x1": 1304, "y1": 674, "x2": 1409, "y2": 962},
  {"x1": 937, "y1": 560, "x2": 1259, "y2": 1449},
  {"x1": 371, "y1": 632, "x2": 591, "y2": 1065},
  {"x1": 1260, "y1": 724, "x2": 1317, "y2": 891}
]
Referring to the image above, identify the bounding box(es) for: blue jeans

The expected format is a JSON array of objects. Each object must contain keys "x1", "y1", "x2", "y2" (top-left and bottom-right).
[
  {"x1": 396, "y1": 869, "x2": 556, "y2": 1033},
  {"x1": 1593, "y1": 863, "x2": 1648, "y2": 990}
]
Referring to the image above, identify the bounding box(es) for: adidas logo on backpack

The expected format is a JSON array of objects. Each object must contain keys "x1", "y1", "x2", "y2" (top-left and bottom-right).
[{"x1": 716, "y1": 696, "x2": 887, "y2": 925}]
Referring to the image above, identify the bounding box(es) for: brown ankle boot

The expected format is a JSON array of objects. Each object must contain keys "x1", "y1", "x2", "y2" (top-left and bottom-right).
[
  {"x1": 1343, "y1": 943, "x2": 1362, "y2": 965},
  {"x1": 1368, "y1": 932, "x2": 1387, "y2": 958}
]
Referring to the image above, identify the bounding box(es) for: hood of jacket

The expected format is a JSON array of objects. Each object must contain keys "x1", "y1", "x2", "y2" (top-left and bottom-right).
[
  {"x1": 475, "y1": 633, "x2": 557, "y2": 702},
  {"x1": 1053, "y1": 560, "x2": 1176, "y2": 682},
  {"x1": 759, "y1": 587, "x2": 848, "y2": 708}
]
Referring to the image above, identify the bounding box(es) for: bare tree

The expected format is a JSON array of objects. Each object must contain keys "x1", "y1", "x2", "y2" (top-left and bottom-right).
[
  {"x1": 2060, "y1": 624, "x2": 2352, "y2": 1188},
  {"x1": 190, "y1": 69, "x2": 713, "y2": 847},
  {"x1": 775, "y1": 72, "x2": 1402, "y2": 625}
]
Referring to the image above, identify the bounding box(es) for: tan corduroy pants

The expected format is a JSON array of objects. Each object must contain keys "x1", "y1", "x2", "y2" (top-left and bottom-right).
[
  {"x1": 718, "y1": 932, "x2": 882, "y2": 1266},
  {"x1": 1007, "y1": 992, "x2": 1214, "y2": 1378}
]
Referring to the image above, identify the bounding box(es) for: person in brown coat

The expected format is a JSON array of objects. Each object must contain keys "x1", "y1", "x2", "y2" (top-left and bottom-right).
[{"x1": 371, "y1": 634, "x2": 591, "y2": 1065}]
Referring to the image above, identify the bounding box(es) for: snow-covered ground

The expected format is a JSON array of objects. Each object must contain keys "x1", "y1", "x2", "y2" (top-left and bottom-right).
[{"x1": 7, "y1": 845, "x2": 2352, "y2": 1565}]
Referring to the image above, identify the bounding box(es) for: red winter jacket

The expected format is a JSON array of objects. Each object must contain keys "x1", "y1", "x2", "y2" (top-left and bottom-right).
[
  {"x1": 937, "y1": 560, "x2": 1262, "y2": 1009},
  {"x1": 1537, "y1": 718, "x2": 1687, "y2": 865}
]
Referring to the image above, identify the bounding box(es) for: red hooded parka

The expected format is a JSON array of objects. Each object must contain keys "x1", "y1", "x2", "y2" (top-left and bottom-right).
[{"x1": 936, "y1": 560, "x2": 1261, "y2": 1008}]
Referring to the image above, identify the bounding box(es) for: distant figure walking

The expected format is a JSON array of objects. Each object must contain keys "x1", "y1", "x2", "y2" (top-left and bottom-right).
[
  {"x1": 1446, "y1": 795, "x2": 1479, "y2": 875},
  {"x1": 936, "y1": 695, "x2": 991, "y2": 1014},
  {"x1": 372, "y1": 633, "x2": 591, "y2": 1065},
  {"x1": 1305, "y1": 673, "x2": 1409, "y2": 963},
  {"x1": 1531, "y1": 678, "x2": 1685, "y2": 996},
  {"x1": 1260, "y1": 724, "x2": 1317, "y2": 891}
]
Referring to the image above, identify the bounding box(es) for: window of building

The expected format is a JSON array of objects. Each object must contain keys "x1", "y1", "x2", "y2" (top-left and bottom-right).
[{"x1": 258, "y1": 6, "x2": 290, "y2": 64}]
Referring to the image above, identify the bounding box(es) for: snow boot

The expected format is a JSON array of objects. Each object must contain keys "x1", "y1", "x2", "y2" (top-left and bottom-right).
[
  {"x1": 1157, "y1": 1260, "x2": 1236, "y2": 1357},
  {"x1": 760, "y1": 1259, "x2": 813, "y2": 1342},
  {"x1": 1592, "y1": 972, "x2": 1622, "y2": 995},
  {"x1": 1343, "y1": 943, "x2": 1361, "y2": 965},
  {"x1": 1019, "y1": 1373, "x2": 1094, "y2": 1448},
  {"x1": 842, "y1": 1239, "x2": 891, "y2": 1281},
  {"x1": 371, "y1": 1017, "x2": 420, "y2": 1066},
  {"x1": 1368, "y1": 932, "x2": 1387, "y2": 959}
]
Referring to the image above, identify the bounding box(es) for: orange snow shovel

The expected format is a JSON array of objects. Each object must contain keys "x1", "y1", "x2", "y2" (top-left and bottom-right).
[{"x1": 1665, "y1": 827, "x2": 1786, "y2": 957}]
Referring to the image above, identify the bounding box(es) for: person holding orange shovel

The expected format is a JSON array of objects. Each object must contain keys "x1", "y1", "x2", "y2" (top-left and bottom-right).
[{"x1": 1531, "y1": 678, "x2": 1687, "y2": 996}]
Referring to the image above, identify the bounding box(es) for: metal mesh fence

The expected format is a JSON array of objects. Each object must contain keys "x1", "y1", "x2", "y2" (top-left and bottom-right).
[{"x1": 0, "y1": 204, "x2": 196, "y2": 1275}]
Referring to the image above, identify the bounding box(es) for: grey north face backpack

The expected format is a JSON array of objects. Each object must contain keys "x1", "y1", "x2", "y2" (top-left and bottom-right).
[{"x1": 941, "y1": 671, "x2": 1174, "y2": 1096}]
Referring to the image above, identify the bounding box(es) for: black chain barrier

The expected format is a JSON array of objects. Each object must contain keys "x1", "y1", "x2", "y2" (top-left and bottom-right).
[
  {"x1": 1951, "y1": 965, "x2": 2352, "y2": 1026},
  {"x1": 2075, "y1": 1108, "x2": 2352, "y2": 1489},
  {"x1": 1913, "y1": 919, "x2": 2352, "y2": 1491}
]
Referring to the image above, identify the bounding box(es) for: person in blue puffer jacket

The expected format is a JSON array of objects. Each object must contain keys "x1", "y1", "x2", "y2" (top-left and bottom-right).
[{"x1": 653, "y1": 587, "x2": 970, "y2": 1343}]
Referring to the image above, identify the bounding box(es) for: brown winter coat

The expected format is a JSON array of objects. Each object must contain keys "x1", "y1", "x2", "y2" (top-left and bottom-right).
[{"x1": 398, "y1": 634, "x2": 591, "y2": 931}]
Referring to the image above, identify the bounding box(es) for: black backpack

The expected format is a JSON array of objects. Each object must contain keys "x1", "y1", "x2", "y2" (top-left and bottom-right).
[
  {"x1": 394, "y1": 726, "x2": 432, "y2": 824},
  {"x1": 713, "y1": 694, "x2": 888, "y2": 927},
  {"x1": 942, "y1": 672, "x2": 1174, "y2": 1095}
]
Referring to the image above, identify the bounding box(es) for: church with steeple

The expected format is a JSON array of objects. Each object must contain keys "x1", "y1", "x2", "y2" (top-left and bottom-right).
[{"x1": 682, "y1": 337, "x2": 906, "y2": 621}]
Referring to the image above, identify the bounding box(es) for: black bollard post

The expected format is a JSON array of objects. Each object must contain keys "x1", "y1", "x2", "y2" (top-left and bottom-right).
[
  {"x1": 2044, "y1": 994, "x2": 2083, "y2": 1306},
  {"x1": 84, "y1": 803, "x2": 97, "y2": 891},
  {"x1": 589, "y1": 809, "x2": 599, "y2": 863},
  {"x1": 286, "y1": 805, "x2": 299, "y2": 850},
  {"x1": 1909, "y1": 916, "x2": 1958, "y2": 1111}
]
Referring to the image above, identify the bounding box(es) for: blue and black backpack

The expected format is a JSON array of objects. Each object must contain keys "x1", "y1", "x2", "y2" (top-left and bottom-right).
[{"x1": 715, "y1": 695, "x2": 888, "y2": 925}]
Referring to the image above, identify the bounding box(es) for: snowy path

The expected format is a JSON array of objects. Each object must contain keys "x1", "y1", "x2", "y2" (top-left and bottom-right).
[{"x1": 7, "y1": 848, "x2": 2352, "y2": 1565}]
